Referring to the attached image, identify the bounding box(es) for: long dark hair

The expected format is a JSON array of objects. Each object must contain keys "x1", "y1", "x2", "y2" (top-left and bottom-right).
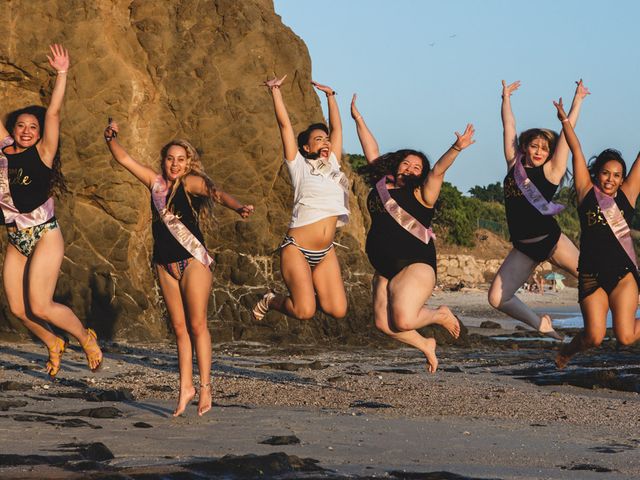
[
  {"x1": 588, "y1": 148, "x2": 627, "y2": 184},
  {"x1": 359, "y1": 149, "x2": 430, "y2": 188},
  {"x1": 5, "y1": 105, "x2": 67, "y2": 196}
]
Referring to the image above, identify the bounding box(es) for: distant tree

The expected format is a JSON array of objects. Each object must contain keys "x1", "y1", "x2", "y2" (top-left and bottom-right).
[
  {"x1": 345, "y1": 153, "x2": 367, "y2": 171},
  {"x1": 433, "y1": 182, "x2": 475, "y2": 246},
  {"x1": 468, "y1": 182, "x2": 504, "y2": 203}
]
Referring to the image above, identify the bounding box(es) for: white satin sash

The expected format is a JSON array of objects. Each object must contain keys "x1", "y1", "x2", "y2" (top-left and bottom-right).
[
  {"x1": 151, "y1": 175, "x2": 213, "y2": 267},
  {"x1": 376, "y1": 176, "x2": 435, "y2": 244},
  {"x1": 594, "y1": 186, "x2": 638, "y2": 269},
  {"x1": 0, "y1": 136, "x2": 55, "y2": 229}
]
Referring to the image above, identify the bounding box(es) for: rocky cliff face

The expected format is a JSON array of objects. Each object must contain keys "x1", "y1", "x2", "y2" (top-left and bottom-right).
[{"x1": 0, "y1": 0, "x2": 374, "y2": 343}]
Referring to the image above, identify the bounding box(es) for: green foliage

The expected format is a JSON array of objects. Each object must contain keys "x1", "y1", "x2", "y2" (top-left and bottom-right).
[
  {"x1": 468, "y1": 182, "x2": 504, "y2": 204},
  {"x1": 345, "y1": 153, "x2": 367, "y2": 172},
  {"x1": 433, "y1": 182, "x2": 475, "y2": 246}
]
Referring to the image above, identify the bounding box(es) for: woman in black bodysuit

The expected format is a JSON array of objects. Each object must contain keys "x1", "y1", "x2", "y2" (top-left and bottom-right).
[
  {"x1": 105, "y1": 122, "x2": 253, "y2": 416},
  {"x1": 553, "y1": 99, "x2": 640, "y2": 368},
  {"x1": 0, "y1": 45, "x2": 102, "y2": 379},
  {"x1": 488, "y1": 79, "x2": 589, "y2": 339},
  {"x1": 351, "y1": 95, "x2": 474, "y2": 372}
]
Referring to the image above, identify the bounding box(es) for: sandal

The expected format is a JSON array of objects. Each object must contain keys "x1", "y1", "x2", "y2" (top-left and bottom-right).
[
  {"x1": 81, "y1": 328, "x2": 103, "y2": 372},
  {"x1": 46, "y1": 336, "x2": 68, "y2": 379},
  {"x1": 252, "y1": 290, "x2": 275, "y2": 321}
]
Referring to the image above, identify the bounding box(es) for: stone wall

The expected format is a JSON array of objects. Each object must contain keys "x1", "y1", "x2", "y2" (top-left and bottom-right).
[{"x1": 437, "y1": 255, "x2": 552, "y2": 287}]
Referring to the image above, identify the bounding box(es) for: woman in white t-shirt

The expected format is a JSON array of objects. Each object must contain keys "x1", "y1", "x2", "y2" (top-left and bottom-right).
[{"x1": 253, "y1": 75, "x2": 349, "y2": 321}]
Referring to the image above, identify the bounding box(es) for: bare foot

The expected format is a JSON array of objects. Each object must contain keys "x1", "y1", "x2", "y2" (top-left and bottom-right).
[
  {"x1": 435, "y1": 306, "x2": 460, "y2": 339},
  {"x1": 173, "y1": 385, "x2": 196, "y2": 417},
  {"x1": 538, "y1": 314, "x2": 564, "y2": 341},
  {"x1": 555, "y1": 344, "x2": 573, "y2": 370},
  {"x1": 422, "y1": 337, "x2": 439, "y2": 373},
  {"x1": 198, "y1": 383, "x2": 212, "y2": 416}
]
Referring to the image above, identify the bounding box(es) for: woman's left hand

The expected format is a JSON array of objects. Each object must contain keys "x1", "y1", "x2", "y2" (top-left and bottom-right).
[
  {"x1": 236, "y1": 204, "x2": 255, "y2": 218},
  {"x1": 312, "y1": 81, "x2": 335, "y2": 96},
  {"x1": 553, "y1": 98, "x2": 568, "y2": 122},
  {"x1": 47, "y1": 44, "x2": 70, "y2": 72},
  {"x1": 453, "y1": 124, "x2": 476, "y2": 150}
]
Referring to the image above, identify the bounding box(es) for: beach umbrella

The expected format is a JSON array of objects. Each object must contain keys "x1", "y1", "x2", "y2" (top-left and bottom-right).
[{"x1": 544, "y1": 272, "x2": 565, "y2": 281}]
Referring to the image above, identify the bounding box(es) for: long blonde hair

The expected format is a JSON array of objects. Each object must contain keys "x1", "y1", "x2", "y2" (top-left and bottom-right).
[{"x1": 160, "y1": 139, "x2": 217, "y2": 232}]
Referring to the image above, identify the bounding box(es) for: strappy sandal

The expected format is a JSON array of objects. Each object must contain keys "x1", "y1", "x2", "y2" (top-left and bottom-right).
[
  {"x1": 81, "y1": 328, "x2": 103, "y2": 372},
  {"x1": 46, "y1": 336, "x2": 68, "y2": 379},
  {"x1": 252, "y1": 290, "x2": 275, "y2": 321}
]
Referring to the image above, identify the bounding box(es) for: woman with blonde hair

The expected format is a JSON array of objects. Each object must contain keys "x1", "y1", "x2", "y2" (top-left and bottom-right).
[{"x1": 105, "y1": 122, "x2": 253, "y2": 416}]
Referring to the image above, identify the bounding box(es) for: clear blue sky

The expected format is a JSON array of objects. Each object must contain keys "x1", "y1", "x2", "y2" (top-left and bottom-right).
[{"x1": 274, "y1": 0, "x2": 640, "y2": 194}]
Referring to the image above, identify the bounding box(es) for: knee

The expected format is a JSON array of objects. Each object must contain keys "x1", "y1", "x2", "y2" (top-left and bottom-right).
[
  {"x1": 583, "y1": 332, "x2": 604, "y2": 348},
  {"x1": 390, "y1": 308, "x2": 412, "y2": 332},
  {"x1": 325, "y1": 303, "x2": 347, "y2": 320},
  {"x1": 292, "y1": 303, "x2": 316, "y2": 321},
  {"x1": 189, "y1": 321, "x2": 210, "y2": 338},
  {"x1": 615, "y1": 332, "x2": 636, "y2": 346},
  {"x1": 487, "y1": 287, "x2": 505, "y2": 310},
  {"x1": 8, "y1": 303, "x2": 27, "y2": 322},
  {"x1": 29, "y1": 298, "x2": 51, "y2": 321}
]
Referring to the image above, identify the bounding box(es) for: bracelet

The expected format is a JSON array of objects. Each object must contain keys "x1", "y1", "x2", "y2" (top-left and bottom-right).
[
  {"x1": 561, "y1": 119, "x2": 569, "y2": 123},
  {"x1": 326, "y1": 91, "x2": 337, "y2": 97},
  {"x1": 354, "y1": 115, "x2": 362, "y2": 121},
  {"x1": 56, "y1": 70, "x2": 67, "y2": 74},
  {"x1": 451, "y1": 145, "x2": 462, "y2": 152}
]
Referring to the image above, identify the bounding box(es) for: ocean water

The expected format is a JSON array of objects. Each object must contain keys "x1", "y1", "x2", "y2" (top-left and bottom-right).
[{"x1": 546, "y1": 308, "x2": 640, "y2": 329}]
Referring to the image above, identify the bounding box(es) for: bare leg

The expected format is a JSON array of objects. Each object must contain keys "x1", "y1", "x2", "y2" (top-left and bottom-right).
[
  {"x1": 556, "y1": 288, "x2": 608, "y2": 369},
  {"x1": 268, "y1": 245, "x2": 317, "y2": 320},
  {"x1": 372, "y1": 273, "x2": 438, "y2": 373},
  {"x1": 313, "y1": 248, "x2": 347, "y2": 319},
  {"x1": 180, "y1": 261, "x2": 213, "y2": 416},
  {"x1": 157, "y1": 266, "x2": 195, "y2": 417},
  {"x1": 548, "y1": 233, "x2": 579, "y2": 278},
  {"x1": 610, "y1": 273, "x2": 640, "y2": 346}
]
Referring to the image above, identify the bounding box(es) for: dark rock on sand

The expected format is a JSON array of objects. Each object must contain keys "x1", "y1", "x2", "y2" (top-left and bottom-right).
[
  {"x1": 50, "y1": 388, "x2": 135, "y2": 402},
  {"x1": 187, "y1": 452, "x2": 326, "y2": 477},
  {"x1": 260, "y1": 435, "x2": 301, "y2": 446},
  {"x1": 11, "y1": 414, "x2": 101, "y2": 429},
  {"x1": 389, "y1": 471, "x2": 502, "y2": 479},
  {"x1": 480, "y1": 320, "x2": 502, "y2": 329},
  {"x1": 59, "y1": 407, "x2": 122, "y2": 419},
  {"x1": 350, "y1": 400, "x2": 393, "y2": 409},
  {"x1": 258, "y1": 360, "x2": 326, "y2": 372},
  {"x1": 0, "y1": 399, "x2": 27, "y2": 411},
  {"x1": 0, "y1": 381, "x2": 31, "y2": 391},
  {"x1": 133, "y1": 421, "x2": 153, "y2": 428},
  {"x1": 59, "y1": 442, "x2": 115, "y2": 461}
]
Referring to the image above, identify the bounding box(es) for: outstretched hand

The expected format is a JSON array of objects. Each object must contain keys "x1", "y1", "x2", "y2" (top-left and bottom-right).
[
  {"x1": 501, "y1": 80, "x2": 521, "y2": 98},
  {"x1": 575, "y1": 79, "x2": 590, "y2": 100},
  {"x1": 312, "y1": 80, "x2": 335, "y2": 96},
  {"x1": 263, "y1": 75, "x2": 287, "y2": 89},
  {"x1": 236, "y1": 204, "x2": 255, "y2": 218},
  {"x1": 453, "y1": 124, "x2": 476, "y2": 150},
  {"x1": 47, "y1": 44, "x2": 70, "y2": 72},
  {"x1": 553, "y1": 98, "x2": 568, "y2": 122},
  {"x1": 350, "y1": 94, "x2": 362, "y2": 120},
  {"x1": 104, "y1": 120, "x2": 119, "y2": 142}
]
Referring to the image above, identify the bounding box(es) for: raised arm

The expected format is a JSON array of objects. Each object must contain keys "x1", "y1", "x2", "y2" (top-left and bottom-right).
[
  {"x1": 264, "y1": 76, "x2": 297, "y2": 162},
  {"x1": 39, "y1": 44, "x2": 69, "y2": 167},
  {"x1": 546, "y1": 79, "x2": 590, "y2": 183},
  {"x1": 621, "y1": 151, "x2": 640, "y2": 205},
  {"x1": 312, "y1": 81, "x2": 342, "y2": 161},
  {"x1": 421, "y1": 124, "x2": 475, "y2": 207},
  {"x1": 553, "y1": 99, "x2": 590, "y2": 203},
  {"x1": 501, "y1": 80, "x2": 521, "y2": 165},
  {"x1": 185, "y1": 176, "x2": 255, "y2": 218},
  {"x1": 350, "y1": 94, "x2": 380, "y2": 163},
  {"x1": 104, "y1": 121, "x2": 157, "y2": 189}
]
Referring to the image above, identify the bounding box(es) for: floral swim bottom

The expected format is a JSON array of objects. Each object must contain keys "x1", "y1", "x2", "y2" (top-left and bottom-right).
[{"x1": 7, "y1": 218, "x2": 59, "y2": 257}]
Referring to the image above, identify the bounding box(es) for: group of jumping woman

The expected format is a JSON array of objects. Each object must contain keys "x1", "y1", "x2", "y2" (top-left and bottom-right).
[{"x1": 4, "y1": 46, "x2": 640, "y2": 416}]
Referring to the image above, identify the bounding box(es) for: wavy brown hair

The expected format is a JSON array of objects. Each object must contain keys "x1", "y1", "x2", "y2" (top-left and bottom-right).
[
  {"x1": 5, "y1": 105, "x2": 68, "y2": 197},
  {"x1": 517, "y1": 128, "x2": 559, "y2": 160},
  {"x1": 160, "y1": 139, "x2": 217, "y2": 232}
]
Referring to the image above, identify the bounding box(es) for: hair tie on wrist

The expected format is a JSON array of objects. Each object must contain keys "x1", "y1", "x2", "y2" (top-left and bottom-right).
[
  {"x1": 561, "y1": 119, "x2": 569, "y2": 123},
  {"x1": 451, "y1": 145, "x2": 462, "y2": 152},
  {"x1": 354, "y1": 115, "x2": 362, "y2": 121},
  {"x1": 326, "y1": 91, "x2": 337, "y2": 97},
  {"x1": 56, "y1": 70, "x2": 67, "y2": 74}
]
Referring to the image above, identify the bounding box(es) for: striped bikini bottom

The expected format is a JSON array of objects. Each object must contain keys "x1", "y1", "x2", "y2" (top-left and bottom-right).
[
  {"x1": 157, "y1": 257, "x2": 194, "y2": 281},
  {"x1": 279, "y1": 235, "x2": 333, "y2": 267}
]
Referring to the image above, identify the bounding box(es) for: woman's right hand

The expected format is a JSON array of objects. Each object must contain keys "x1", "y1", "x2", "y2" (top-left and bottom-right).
[
  {"x1": 574, "y1": 79, "x2": 590, "y2": 100},
  {"x1": 104, "y1": 120, "x2": 119, "y2": 142},
  {"x1": 501, "y1": 79, "x2": 521, "y2": 98},
  {"x1": 263, "y1": 75, "x2": 287, "y2": 90},
  {"x1": 553, "y1": 98, "x2": 568, "y2": 122},
  {"x1": 350, "y1": 94, "x2": 362, "y2": 121}
]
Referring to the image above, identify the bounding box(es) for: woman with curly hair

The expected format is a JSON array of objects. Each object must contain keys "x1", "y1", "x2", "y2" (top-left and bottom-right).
[
  {"x1": 105, "y1": 121, "x2": 253, "y2": 416},
  {"x1": 351, "y1": 94, "x2": 474, "y2": 372},
  {"x1": 554, "y1": 98, "x2": 640, "y2": 368},
  {"x1": 488, "y1": 80, "x2": 589, "y2": 339},
  {"x1": 0, "y1": 45, "x2": 102, "y2": 379}
]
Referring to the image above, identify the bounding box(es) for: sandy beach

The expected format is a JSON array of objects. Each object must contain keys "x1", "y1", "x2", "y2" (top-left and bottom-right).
[{"x1": 1, "y1": 286, "x2": 640, "y2": 479}]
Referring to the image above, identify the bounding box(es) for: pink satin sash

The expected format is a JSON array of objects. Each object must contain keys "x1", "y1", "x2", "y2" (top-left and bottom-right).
[
  {"x1": 151, "y1": 175, "x2": 214, "y2": 267},
  {"x1": 0, "y1": 136, "x2": 55, "y2": 229},
  {"x1": 376, "y1": 176, "x2": 435, "y2": 244},
  {"x1": 513, "y1": 155, "x2": 564, "y2": 216},
  {"x1": 594, "y1": 186, "x2": 638, "y2": 269}
]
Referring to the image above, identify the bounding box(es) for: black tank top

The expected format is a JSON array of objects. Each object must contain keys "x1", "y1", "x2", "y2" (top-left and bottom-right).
[
  {"x1": 578, "y1": 187, "x2": 635, "y2": 273},
  {"x1": 503, "y1": 159, "x2": 559, "y2": 240},
  {"x1": 366, "y1": 186, "x2": 434, "y2": 258},
  {"x1": 2, "y1": 145, "x2": 53, "y2": 213},
  {"x1": 152, "y1": 182, "x2": 205, "y2": 264}
]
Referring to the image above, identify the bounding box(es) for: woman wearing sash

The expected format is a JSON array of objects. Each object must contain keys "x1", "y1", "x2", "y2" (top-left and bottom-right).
[
  {"x1": 553, "y1": 99, "x2": 640, "y2": 368},
  {"x1": 104, "y1": 122, "x2": 253, "y2": 416},
  {"x1": 252, "y1": 76, "x2": 350, "y2": 322},
  {"x1": 0, "y1": 45, "x2": 102, "y2": 379},
  {"x1": 351, "y1": 95, "x2": 473, "y2": 372},
  {"x1": 488, "y1": 80, "x2": 590, "y2": 338}
]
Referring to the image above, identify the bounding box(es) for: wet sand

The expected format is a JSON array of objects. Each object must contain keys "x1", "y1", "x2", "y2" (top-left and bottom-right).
[{"x1": 1, "y1": 287, "x2": 640, "y2": 479}]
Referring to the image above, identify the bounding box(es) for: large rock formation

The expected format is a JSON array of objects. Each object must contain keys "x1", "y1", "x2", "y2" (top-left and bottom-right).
[{"x1": 0, "y1": 0, "x2": 374, "y2": 343}]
